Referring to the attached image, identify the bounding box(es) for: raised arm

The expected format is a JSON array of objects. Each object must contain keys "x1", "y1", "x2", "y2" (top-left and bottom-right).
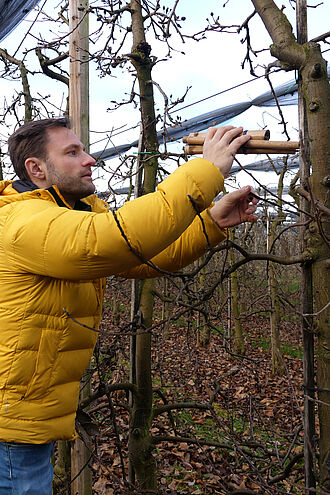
[
  {"x1": 116, "y1": 186, "x2": 258, "y2": 279},
  {"x1": 4, "y1": 158, "x2": 222, "y2": 280},
  {"x1": 4, "y1": 127, "x2": 251, "y2": 281}
]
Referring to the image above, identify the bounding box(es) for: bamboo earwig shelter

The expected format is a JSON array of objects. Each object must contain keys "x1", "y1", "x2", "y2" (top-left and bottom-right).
[{"x1": 182, "y1": 130, "x2": 299, "y2": 155}]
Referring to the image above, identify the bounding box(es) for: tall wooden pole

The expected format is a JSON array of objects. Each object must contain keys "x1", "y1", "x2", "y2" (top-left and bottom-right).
[
  {"x1": 69, "y1": 0, "x2": 90, "y2": 147},
  {"x1": 69, "y1": 1, "x2": 92, "y2": 494},
  {"x1": 296, "y1": 1, "x2": 316, "y2": 491}
]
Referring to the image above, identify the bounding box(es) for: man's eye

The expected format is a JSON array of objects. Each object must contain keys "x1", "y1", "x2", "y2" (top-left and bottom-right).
[{"x1": 68, "y1": 150, "x2": 76, "y2": 155}]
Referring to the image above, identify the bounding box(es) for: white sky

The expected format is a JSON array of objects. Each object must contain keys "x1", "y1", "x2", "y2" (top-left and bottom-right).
[{"x1": 0, "y1": 0, "x2": 329, "y2": 196}]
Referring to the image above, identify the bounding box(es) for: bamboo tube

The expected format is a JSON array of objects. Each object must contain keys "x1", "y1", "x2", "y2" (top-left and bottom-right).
[
  {"x1": 239, "y1": 148, "x2": 298, "y2": 154},
  {"x1": 184, "y1": 144, "x2": 299, "y2": 155},
  {"x1": 245, "y1": 140, "x2": 299, "y2": 150},
  {"x1": 183, "y1": 129, "x2": 270, "y2": 145}
]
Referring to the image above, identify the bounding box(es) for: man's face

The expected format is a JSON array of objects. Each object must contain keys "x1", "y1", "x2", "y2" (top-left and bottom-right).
[{"x1": 43, "y1": 127, "x2": 96, "y2": 206}]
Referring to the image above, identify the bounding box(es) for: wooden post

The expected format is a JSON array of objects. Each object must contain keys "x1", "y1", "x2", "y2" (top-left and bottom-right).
[
  {"x1": 69, "y1": 1, "x2": 92, "y2": 494},
  {"x1": 69, "y1": 0, "x2": 90, "y2": 147},
  {"x1": 296, "y1": 1, "x2": 316, "y2": 491}
]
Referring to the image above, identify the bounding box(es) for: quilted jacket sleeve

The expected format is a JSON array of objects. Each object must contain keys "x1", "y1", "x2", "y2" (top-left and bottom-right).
[
  {"x1": 116, "y1": 207, "x2": 226, "y2": 279},
  {"x1": 4, "y1": 158, "x2": 224, "y2": 280}
]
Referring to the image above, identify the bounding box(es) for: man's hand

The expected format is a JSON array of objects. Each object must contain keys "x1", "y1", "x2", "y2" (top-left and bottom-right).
[
  {"x1": 203, "y1": 126, "x2": 250, "y2": 178},
  {"x1": 209, "y1": 186, "x2": 259, "y2": 229}
]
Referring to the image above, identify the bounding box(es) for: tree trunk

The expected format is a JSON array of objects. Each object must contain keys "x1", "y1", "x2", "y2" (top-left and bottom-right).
[
  {"x1": 251, "y1": 0, "x2": 330, "y2": 488},
  {"x1": 297, "y1": 1, "x2": 316, "y2": 490},
  {"x1": 0, "y1": 50, "x2": 32, "y2": 122},
  {"x1": 268, "y1": 168, "x2": 286, "y2": 376},
  {"x1": 230, "y1": 231, "x2": 244, "y2": 355},
  {"x1": 227, "y1": 276, "x2": 232, "y2": 347},
  {"x1": 268, "y1": 220, "x2": 284, "y2": 375},
  {"x1": 197, "y1": 257, "x2": 211, "y2": 347},
  {"x1": 129, "y1": 278, "x2": 157, "y2": 490},
  {"x1": 53, "y1": 441, "x2": 70, "y2": 494},
  {"x1": 127, "y1": 1, "x2": 160, "y2": 490},
  {"x1": 161, "y1": 277, "x2": 170, "y2": 325}
]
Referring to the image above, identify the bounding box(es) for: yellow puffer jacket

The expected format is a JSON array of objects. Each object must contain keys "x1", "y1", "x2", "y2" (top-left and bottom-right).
[{"x1": 0, "y1": 158, "x2": 225, "y2": 443}]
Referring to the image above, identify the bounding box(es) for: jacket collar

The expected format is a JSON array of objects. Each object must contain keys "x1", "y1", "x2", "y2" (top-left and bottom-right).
[
  {"x1": 12, "y1": 179, "x2": 39, "y2": 193},
  {"x1": 12, "y1": 180, "x2": 92, "y2": 212},
  {"x1": 0, "y1": 180, "x2": 108, "y2": 213},
  {"x1": 47, "y1": 186, "x2": 92, "y2": 212}
]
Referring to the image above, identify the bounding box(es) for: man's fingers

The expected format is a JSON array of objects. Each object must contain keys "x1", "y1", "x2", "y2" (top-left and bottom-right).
[
  {"x1": 204, "y1": 125, "x2": 235, "y2": 144},
  {"x1": 209, "y1": 126, "x2": 250, "y2": 149},
  {"x1": 229, "y1": 133, "x2": 251, "y2": 152},
  {"x1": 220, "y1": 126, "x2": 244, "y2": 145},
  {"x1": 245, "y1": 205, "x2": 257, "y2": 215},
  {"x1": 203, "y1": 126, "x2": 253, "y2": 178},
  {"x1": 246, "y1": 214, "x2": 258, "y2": 223},
  {"x1": 225, "y1": 186, "x2": 256, "y2": 202},
  {"x1": 204, "y1": 127, "x2": 218, "y2": 141}
]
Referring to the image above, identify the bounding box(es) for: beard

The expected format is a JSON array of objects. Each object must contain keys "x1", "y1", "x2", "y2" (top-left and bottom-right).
[{"x1": 45, "y1": 157, "x2": 95, "y2": 204}]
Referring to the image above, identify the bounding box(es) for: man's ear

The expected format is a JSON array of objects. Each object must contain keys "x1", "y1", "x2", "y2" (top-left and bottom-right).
[{"x1": 25, "y1": 157, "x2": 47, "y2": 182}]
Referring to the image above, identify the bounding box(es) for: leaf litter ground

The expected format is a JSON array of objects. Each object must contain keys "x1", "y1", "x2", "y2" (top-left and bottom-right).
[{"x1": 89, "y1": 287, "x2": 307, "y2": 495}]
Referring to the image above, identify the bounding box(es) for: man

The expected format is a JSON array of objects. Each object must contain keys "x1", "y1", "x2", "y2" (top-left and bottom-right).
[{"x1": 0, "y1": 118, "x2": 257, "y2": 494}]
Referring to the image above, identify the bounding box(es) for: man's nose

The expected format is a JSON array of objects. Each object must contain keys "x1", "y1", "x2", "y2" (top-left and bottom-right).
[{"x1": 82, "y1": 151, "x2": 96, "y2": 166}]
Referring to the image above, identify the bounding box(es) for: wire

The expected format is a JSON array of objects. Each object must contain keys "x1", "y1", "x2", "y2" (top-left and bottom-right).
[
  {"x1": 92, "y1": 70, "x2": 279, "y2": 144},
  {"x1": 13, "y1": 0, "x2": 48, "y2": 58},
  {"x1": 8, "y1": 1, "x2": 329, "y2": 146},
  {"x1": 171, "y1": 70, "x2": 278, "y2": 115},
  {"x1": 102, "y1": 44, "x2": 329, "y2": 140}
]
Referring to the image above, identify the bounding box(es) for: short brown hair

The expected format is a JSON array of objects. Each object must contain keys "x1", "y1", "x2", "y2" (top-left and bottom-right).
[{"x1": 8, "y1": 117, "x2": 71, "y2": 181}]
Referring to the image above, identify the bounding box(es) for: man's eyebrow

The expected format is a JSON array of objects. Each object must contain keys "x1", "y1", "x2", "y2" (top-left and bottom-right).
[{"x1": 63, "y1": 143, "x2": 85, "y2": 151}]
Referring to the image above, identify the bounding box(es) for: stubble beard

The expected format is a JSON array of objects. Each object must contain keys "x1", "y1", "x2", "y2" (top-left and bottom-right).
[{"x1": 45, "y1": 157, "x2": 95, "y2": 204}]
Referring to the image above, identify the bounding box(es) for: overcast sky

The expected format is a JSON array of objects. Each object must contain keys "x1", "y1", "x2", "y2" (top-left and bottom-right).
[{"x1": 0, "y1": 0, "x2": 329, "y2": 194}]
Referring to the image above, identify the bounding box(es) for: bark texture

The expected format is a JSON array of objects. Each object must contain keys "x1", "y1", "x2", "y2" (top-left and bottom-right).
[
  {"x1": 69, "y1": 2, "x2": 92, "y2": 493},
  {"x1": 251, "y1": 0, "x2": 330, "y2": 488},
  {"x1": 127, "y1": 1, "x2": 159, "y2": 490},
  {"x1": 230, "y1": 231, "x2": 244, "y2": 355}
]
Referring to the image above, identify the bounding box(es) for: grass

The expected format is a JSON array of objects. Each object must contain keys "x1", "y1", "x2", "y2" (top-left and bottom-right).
[
  {"x1": 251, "y1": 336, "x2": 302, "y2": 358},
  {"x1": 174, "y1": 406, "x2": 268, "y2": 445},
  {"x1": 288, "y1": 280, "x2": 299, "y2": 292},
  {"x1": 281, "y1": 343, "x2": 303, "y2": 359},
  {"x1": 251, "y1": 336, "x2": 270, "y2": 351}
]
